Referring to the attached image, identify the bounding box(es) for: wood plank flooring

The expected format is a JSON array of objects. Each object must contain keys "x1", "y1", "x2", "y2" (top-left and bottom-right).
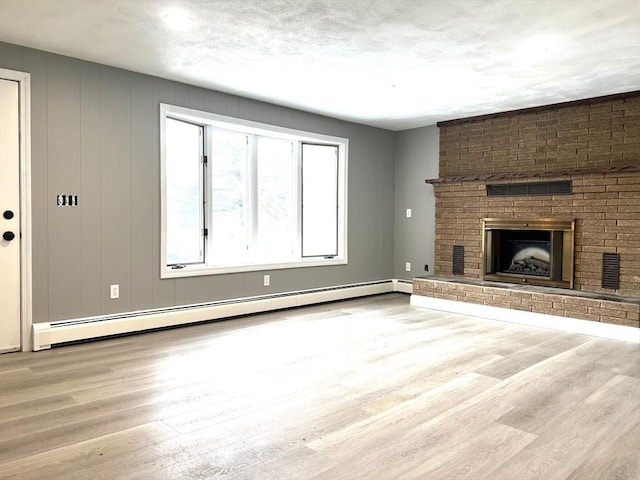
[{"x1": 1, "y1": 293, "x2": 639, "y2": 479}]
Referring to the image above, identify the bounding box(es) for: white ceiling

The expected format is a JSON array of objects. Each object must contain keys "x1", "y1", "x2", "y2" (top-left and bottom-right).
[{"x1": 0, "y1": 0, "x2": 639, "y2": 130}]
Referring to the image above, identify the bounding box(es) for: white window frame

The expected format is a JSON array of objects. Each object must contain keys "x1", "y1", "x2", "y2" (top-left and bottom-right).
[{"x1": 160, "y1": 103, "x2": 348, "y2": 278}]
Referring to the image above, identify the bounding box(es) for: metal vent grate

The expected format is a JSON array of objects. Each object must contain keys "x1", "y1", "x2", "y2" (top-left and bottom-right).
[
  {"x1": 453, "y1": 245, "x2": 464, "y2": 275},
  {"x1": 601, "y1": 253, "x2": 620, "y2": 289},
  {"x1": 487, "y1": 181, "x2": 572, "y2": 196}
]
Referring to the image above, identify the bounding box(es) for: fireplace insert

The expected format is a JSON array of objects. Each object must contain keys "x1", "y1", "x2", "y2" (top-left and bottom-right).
[{"x1": 482, "y1": 218, "x2": 575, "y2": 289}]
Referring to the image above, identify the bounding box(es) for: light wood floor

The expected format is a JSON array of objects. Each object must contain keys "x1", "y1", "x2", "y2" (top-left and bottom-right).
[{"x1": 1, "y1": 293, "x2": 639, "y2": 479}]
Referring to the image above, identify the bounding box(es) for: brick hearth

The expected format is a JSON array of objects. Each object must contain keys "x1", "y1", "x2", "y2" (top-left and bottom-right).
[{"x1": 413, "y1": 276, "x2": 639, "y2": 328}]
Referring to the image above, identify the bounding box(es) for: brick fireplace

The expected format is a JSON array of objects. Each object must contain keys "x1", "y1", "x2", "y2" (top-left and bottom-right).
[{"x1": 414, "y1": 91, "x2": 640, "y2": 329}]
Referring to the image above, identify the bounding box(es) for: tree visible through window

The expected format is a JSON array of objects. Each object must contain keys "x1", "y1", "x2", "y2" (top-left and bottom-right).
[{"x1": 210, "y1": 129, "x2": 247, "y2": 263}]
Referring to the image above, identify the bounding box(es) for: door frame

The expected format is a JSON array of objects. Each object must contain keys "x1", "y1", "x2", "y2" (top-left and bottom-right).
[{"x1": 1, "y1": 68, "x2": 32, "y2": 352}]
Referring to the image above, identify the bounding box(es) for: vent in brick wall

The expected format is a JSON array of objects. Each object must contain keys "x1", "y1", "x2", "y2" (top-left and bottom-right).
[
  {"x1": 601, "y1": 253, "x2": 620, "y2": 290},
  {"x1": 487, "y1": 181, "x2": 572, "y2": 197},
  {"x1": 452, "y1": 245, "x2": 464, "y2": 275}
]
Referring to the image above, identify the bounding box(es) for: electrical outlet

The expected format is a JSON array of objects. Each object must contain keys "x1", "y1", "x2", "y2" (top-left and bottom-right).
[
  {"x1": 263, "y1": 274, "x2": 270, "y2": 287},
  {"x1": 405, "y1": 262, "x2": 411, "y2": 272},
  {"x1": 406, "y1": 208, "x2": 412, "y2": 218},
  {"x1": 110, "y1": 284, "x2": 119, "y2": 299}
]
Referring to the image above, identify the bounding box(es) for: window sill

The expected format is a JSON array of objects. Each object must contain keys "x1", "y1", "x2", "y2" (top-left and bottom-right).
[{"x1": 161, "y1": 257, "x2": 348, "y2": 279}]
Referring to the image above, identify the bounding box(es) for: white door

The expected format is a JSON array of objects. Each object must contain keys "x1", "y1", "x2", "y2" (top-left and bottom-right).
[{"x1": 0, "y1": 78, "x2": 21, "y2": 353}]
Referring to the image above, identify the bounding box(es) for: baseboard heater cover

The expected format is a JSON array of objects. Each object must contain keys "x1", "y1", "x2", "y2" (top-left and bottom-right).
[
  {"x1": 392, "y1": 278, "x2": 413, "y2": 293},
  {"x1": 410, "y1": 295, "x2": 640, "y2": 344},
  {"x1": 33, "y1": 279, "x2": 408, "y2": 351}
]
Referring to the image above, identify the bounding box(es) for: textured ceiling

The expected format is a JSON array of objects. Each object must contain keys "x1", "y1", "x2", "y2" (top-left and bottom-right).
[{"x1": 0, "y1": 0, "x2": 639, "y2": 130}]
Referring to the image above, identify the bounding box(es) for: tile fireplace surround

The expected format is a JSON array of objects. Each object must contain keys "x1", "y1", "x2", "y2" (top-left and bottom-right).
[{"x1": 414, "y1": 91, "x2": 640, "y2": 333}]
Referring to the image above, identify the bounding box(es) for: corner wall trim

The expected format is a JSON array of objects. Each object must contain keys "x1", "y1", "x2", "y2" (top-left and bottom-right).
[
  {"x1": 410, "y1": 295, "x2": 640, "y2": 344},
  {"x1": 32, "y1": 279, "x2": 411, "y2": 351}
]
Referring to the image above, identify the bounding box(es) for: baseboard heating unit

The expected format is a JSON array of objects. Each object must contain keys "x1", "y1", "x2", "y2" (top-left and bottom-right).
[{"x1": 32, "y1": 279, "x2": 413, "y2": 351}]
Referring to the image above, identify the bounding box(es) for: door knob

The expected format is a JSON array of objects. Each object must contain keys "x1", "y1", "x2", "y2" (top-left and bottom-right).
[
  {"x1": 3, "y1": 231, "x2": 15, "y2": 241},
  {"x1": 2, "y1": 210, "x2": 13, "y2": 220}
]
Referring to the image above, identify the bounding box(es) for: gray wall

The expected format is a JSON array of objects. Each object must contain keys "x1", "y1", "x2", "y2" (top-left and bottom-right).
[
  {"x1": 0, "y1": 42, "x2": 397, "y2": 323},
  {"x1": 393, "y1": 125, "x2": 439, "y2": 279}
]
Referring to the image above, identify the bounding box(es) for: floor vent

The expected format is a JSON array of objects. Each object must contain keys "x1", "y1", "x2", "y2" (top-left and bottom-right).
[
  {"x1": 602, "y1": 253, "x2": 620, "y2": 289},
  {"x1": 453, "y1": 245, "x2": 464, "y2": 275}
]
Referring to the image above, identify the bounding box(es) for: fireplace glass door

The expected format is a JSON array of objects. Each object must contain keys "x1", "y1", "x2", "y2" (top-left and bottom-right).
[{"x1": 483, "y1": 218, "x2": 575, "y2": 289}]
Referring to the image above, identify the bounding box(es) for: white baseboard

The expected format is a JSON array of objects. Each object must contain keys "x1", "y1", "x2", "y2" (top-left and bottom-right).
[
  {"x1": 32, "y1": 279, "x2": 411, "y2": 351},
  {"x1": 410, "y1": 295, "x2": 640, "y2": 344}
]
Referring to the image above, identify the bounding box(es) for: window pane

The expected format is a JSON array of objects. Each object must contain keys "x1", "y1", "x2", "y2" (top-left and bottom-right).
[
  {"x1": 166, "y1": 118, "x2": 204, "y2": 264},
  {"x1": 211, "y1": 130, "x2": 248, "y2": 263},
  {"x1": 256, "y1": 137, "x2": 295, "y2": 260},
  {"x1": 302, "y1": 144, "x2": 338, "y2": 257}
]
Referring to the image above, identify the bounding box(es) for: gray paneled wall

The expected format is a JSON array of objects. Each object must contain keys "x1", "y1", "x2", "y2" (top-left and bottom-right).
[
  {"x1": 0, "y1": 41, "x2": 400, "y2": 323},
  {"x1": 393, "y1": 126, "x2": 439, "y2": 279}
]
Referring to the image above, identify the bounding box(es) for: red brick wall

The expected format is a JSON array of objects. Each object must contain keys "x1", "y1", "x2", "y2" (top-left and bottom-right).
[{"x1": 434, "y1": 93, "x2": 640, "y2": 297}]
